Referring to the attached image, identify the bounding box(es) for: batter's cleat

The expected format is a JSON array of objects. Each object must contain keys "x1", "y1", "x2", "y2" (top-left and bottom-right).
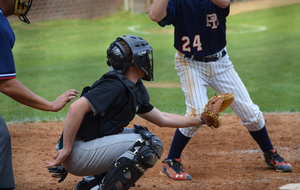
[
  {"x1": 263, "y1": 149, "x2": 292, "y2": 172},
  {"x1": 161, "y1": 158, "x2": 192, "y2": 180},
  {"x1": 73, "y1": 178, "x2": 101, "y2": 190}
]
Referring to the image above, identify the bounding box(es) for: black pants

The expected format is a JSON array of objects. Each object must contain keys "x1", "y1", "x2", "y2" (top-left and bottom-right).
[{"x1": 0, "y1": 116, "x2": 15, "y2": 189}]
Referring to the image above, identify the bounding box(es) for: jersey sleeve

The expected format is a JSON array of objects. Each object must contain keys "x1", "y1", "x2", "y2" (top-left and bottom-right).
[
  {"x1": 136, "y1": 80, "x2": 154, "y2": 114},
  {"x1": 137, "y1": 103, "x2": 154, "y2": 114},
  {"x1": 216, "y1": 4, "x2": 230, "y2": 17},
  {"x1": 157, "y1": 0, "x2": 177, "y2": 27},
  {"x1": 0, "y1": 16, "x2": 16, "y2": 80},
  {"x1": 83, "y1": 79, "x2": 126, "y2": 115}
]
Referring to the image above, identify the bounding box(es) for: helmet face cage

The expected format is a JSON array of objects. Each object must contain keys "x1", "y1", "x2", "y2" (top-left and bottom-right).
[
  {"x1": 14, "y1": 0, "x2": 33, "y2": 24},
  {"x1": 133, "y1": 48, "x2": 153, "y2": 81},
  {"x1": 119, "y1": 35, "x2": 154, "y2": 81}
]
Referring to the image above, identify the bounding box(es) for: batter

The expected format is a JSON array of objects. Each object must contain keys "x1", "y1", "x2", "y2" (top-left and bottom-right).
[{"x1": 149, "y1": 0, "x2": 292, "y2": 181}]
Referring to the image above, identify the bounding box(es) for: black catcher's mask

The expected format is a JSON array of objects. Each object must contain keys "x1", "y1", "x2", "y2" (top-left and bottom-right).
[{"x1": 106, "y1": 35, "x2": 153, "y2": 81}]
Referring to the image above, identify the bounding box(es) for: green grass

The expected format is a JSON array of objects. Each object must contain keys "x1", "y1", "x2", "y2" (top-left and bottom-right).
[{"x1": 2, "y1": 4, "x2": 299, "y2": 122}]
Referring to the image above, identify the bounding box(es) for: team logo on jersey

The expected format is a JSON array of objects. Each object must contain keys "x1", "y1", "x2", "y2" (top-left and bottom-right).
[{"x1": 206, "y1": 13, "x2": 219, "y2": 29}]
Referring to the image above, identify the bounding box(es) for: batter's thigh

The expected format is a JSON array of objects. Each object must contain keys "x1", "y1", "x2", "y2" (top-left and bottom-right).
[
  {"x1": 210, "y1": 55, "x2": 265, "y2": 131},
  {"x1": 63, "y1": 131, "x2": 142, "y2": 176},
  {"x1": 175, "y1": 51, "x2": 209, "y2": 137}
]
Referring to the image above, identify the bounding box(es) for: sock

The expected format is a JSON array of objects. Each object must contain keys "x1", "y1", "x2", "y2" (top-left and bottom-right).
[
  {"x1": 167, "y1": 129, "x2": 191, "y2": 159},
  {"x1": 249, "y1": 126, "x2": 273, "y2": 153}
]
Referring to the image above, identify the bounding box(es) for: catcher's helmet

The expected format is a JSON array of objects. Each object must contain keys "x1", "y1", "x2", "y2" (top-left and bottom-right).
[
  {"x1": 14, "y1": 0, "x2": 33, "y2": 24},
  {"x1": 107, "y1": 35, "x2": 153, "y2": 81}
]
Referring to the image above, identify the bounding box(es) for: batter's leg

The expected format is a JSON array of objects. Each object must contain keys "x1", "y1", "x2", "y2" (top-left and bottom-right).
[
  {"x1": 161, "y1": 52, "x2": 209, "y2": 180},
  {"x1": 167, "y1": 52, "x2": 209, "y2": 160},
  {"x1": 209, "y1": 55, "x2": 272, "y2": 151},
  {"x1": 210, "y1": 55, "x2": 292, "y2": 172}
]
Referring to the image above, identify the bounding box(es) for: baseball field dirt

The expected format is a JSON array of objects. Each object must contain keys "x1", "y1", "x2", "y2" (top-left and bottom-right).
[
  {"x1": 7, "y1": 0, "x2": 300, "y2": 189},
  {"x1": 8, "y1": 113, "x2": 300, "y2": 190}
]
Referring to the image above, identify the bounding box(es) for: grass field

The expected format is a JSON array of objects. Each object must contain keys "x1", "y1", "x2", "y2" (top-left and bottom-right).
[{"x1": 2, "y1": 4, "x2": 300, "y2": 122}]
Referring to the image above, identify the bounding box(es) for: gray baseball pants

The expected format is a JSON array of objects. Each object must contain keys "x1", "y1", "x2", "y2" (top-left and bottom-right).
[{"x1": 63, "y1": 128, "x2": 142, "y2": 176}]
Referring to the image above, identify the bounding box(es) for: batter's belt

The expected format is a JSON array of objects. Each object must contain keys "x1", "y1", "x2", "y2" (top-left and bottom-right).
[{"x1": 184, "y1": 49, "x2": 226, "y2": 62}]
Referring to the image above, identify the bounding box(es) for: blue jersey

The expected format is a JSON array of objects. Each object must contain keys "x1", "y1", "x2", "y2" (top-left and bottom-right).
[
  {"x1": 158, "y1": 0, "x2": 229, "y2": 56},
  {"x1": 0, "y1": 9, "x2": 16, "y2": 80}
]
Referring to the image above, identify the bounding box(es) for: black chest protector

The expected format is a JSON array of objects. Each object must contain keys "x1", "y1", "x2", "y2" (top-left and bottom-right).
[{"x1": 76, "y1": 71, "x2": 148, "y2": 141}]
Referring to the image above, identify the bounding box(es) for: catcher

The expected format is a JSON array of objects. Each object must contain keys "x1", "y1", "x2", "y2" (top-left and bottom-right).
[{"x1": 45, "y1": 35, "x2": 232, "y2": 190}]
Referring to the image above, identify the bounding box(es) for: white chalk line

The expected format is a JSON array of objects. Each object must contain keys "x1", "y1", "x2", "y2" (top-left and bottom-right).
[
  {"x1": 200, "y1": 147, "x2": 299, "y2": 156},
  {"x1": 127, "y1": 24, "x2": 267, "y2": 35},
  {"x1": 280, "y1": 183, "x2": 300, "y2": 190},
  {"x1": 227, "y1": 23, "x2": 267, "y2": 34},
  {"x1": 127, "y1": 25, "x2": 152, "y2": 35}
]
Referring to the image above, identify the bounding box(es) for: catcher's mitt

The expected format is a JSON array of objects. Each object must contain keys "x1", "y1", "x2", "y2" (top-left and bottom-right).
[{"x1": 200, "y1": 92, "x2": 235, "y2": 129}]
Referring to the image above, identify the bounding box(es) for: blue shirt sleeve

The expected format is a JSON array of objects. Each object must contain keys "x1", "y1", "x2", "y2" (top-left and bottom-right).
[{"x1": 0, "y1": 12, "x2": 16, "y2": 79}]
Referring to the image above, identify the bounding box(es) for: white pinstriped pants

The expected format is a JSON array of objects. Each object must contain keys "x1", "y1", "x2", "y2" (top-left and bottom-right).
[{"x1": 175, "y1": 48, "x2": 265, "y2": 137}]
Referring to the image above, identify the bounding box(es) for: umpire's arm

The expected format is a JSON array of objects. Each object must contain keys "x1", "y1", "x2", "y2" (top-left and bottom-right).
[{"x1": 0, "y1": 78, "x2": 78, "y2": 112}]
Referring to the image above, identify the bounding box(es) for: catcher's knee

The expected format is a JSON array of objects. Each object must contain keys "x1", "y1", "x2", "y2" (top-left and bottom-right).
[
  {"x1": 99, "y1": 125, "x2": 164, "y2": 190},
  {"x1": 133, "y1": 124, "x2": 164, "y2": 164}
]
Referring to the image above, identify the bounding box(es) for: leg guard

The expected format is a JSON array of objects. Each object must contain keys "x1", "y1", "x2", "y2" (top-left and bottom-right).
[
  {"x1": 98, "y1": 157, "x2": 143, "y2": 190},
  {"x1": 99, "y1": 125, "x2": 164, "y2": 190}
]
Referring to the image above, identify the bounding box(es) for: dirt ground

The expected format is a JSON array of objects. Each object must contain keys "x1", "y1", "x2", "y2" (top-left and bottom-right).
[
  {"x1": 8, "y1": 113, "x2": 300, "y2": 190},
  {"x1": 7, "y1": 0, "x2": 300, "y2": 189}
]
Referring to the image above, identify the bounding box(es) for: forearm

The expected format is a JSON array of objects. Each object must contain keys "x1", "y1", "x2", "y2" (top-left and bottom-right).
[
  {"x1": 149, "y1": 0, "x2": 169, "y2": 22},
  {"x1": 45, "y1": 98, "x2": 89, "y2": 168},
  {"x1": 0, "y1": 78, "x2": 53, "y2": 111},
  {"x1": 159, "y1": 112, "x2": 202, "y2": 128},
  {"x1": 0, "y1": 78, "x2": 78, "y2": 112},
  {"x1": 62, "y1": 111, "x2": 82, "y2": 153},
  {"x1": 139, "y1": 108, "x2": 202, "y2": 128},
  {"x1": 211, "y1": 0, "x2": 230, "y2": 8},
  {"x1": 62, "y1": 98, "x2": 89, "y2": 152}
]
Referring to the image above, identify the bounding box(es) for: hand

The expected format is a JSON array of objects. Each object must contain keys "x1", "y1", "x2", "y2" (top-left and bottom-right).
[
  {"x1": 45, "y1": 149, "x2": 70, "y2": 169},
  {"x1": 51, "y1": 89, "x2": 79, "y2": 112},
  {"x1": 48, "y1": 165, "x2": 68, "y2": 183}
]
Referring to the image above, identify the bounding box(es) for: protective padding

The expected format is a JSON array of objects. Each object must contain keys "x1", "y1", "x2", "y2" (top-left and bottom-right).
[
  {"x1": 99, "y1": 157, "x2": 144, "y2": 190},
  {"x1": 99, "y1": 126, "x2": 164, "y2": 190}
]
